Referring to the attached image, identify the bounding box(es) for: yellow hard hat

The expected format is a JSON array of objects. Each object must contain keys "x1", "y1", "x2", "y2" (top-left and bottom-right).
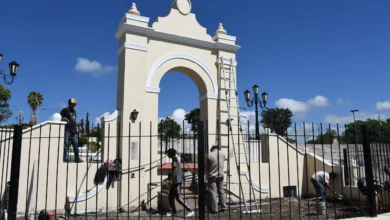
[{"x1": 68, "y1": 98, "x2": 77, "y2": 104}]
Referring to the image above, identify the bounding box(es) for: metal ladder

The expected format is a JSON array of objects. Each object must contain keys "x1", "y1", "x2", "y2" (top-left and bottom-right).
[{"x1": 219, "y1": 57, "x2": 261, "y2": 214}]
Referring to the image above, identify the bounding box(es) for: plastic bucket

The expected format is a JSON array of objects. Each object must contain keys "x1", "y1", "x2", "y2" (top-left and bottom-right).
[{"x1": 317, "y1": 201, "x2": 326, "y2": 215}]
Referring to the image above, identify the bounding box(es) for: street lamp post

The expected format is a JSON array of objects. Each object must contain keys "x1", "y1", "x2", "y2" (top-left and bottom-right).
[
  {"x1": 0, "y1": 53, "x2": 20, "y2": 84},
  {"x1": 351, "y1": 109, "x2": 359, "y2": 143},
  {"x1": 244, "y1": 85, "x2": 268, "y2": 140},
  {"x1": 351, "y1": 110, "x2": 358, "y2": 125},
  {"x1": 351, "y1": 109, "x2": 360, "y2": 178}
]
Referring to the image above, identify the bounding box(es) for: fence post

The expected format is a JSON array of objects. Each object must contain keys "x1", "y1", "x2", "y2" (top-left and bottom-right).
[
  {"x1": 8, "y1": 125, "x2": 23, "y2": 220},
  {"x1": 197, "y1": 121, "x2": 205, "y2": 220},
  {"x1": 343, "y1": 149, "x2": 350, "y2": 185},
  {"x1": 361, "y1": 124, "x2": 377, "y2": 217}
]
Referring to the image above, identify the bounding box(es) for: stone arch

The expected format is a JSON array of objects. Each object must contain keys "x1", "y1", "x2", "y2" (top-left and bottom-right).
[{"x1": 146, "y1": 53, "x2": 218, "y2": 97}]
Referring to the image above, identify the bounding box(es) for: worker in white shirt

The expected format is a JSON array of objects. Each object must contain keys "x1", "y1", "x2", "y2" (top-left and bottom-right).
[
  {"x1": 206, "y1": 144, "x2": 227, "y2": 213},
  {"x1": 311, "y1": 171, "x2": 341, "y2": 200}
]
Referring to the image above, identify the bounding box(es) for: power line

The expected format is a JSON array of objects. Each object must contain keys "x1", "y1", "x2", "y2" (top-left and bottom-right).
[{"x1": 9, "y1": 104, "x2": 106, "y2": 115}]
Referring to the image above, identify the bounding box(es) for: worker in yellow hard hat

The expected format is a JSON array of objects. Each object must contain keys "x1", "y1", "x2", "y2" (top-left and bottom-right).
[{"x1": 60, "y1": 98, "x2": 83, "y2": 163}]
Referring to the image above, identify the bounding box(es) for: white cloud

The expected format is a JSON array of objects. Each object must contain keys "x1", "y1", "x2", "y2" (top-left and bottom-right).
[
  {"x1": 323, "y1": 115, "x2": 351, "y2": 125},
  {"x1": 308, "y1": 96, "x2": 329, "y2": 107},
  {"x1": 376, "y1": 101, "x2": 390, "y2": 111},
  {"x1": 287, "y1": 123, "x2": 319, "y2": 138},
  {"x1": 275, "y1": 98, "x2": 309, "y2": 113},
  {"x1": 74, "y1": 57, "x2": 116, "y2": 77},
  {"x1": 95, "y1": 112, "x2": 112, "y2": 125},
  {"x1": 336, "y1": 98, "x2": 351, "y2": 105},
  {"x1": 275, "y1": 95, "x2": 329, "y2": 114},
  {"x1": 323, "y1": 112, "x2": 388, "y2": 125},
  {"x1": 160, "y1": 108, "x2": 191, "y2": 132},
  {"x1": 172, "y1": 109, "x2": 186, "y2": 124},
  {"x1": 238, "y1": 110, "x2": 256, "y2": 134}
]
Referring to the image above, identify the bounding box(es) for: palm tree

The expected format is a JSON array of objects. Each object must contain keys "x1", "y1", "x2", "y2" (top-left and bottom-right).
[{"x1": 27, "y1": 92, "x2": 44, "y2": 125}]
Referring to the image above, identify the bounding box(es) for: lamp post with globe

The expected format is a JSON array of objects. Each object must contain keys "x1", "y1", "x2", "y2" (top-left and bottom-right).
[{"x1": 244, "y1": 85, "x2": 268, "y2": 140}]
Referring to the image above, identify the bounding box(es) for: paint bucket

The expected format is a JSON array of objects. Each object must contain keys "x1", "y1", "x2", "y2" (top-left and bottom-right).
[{"x1": 317, "y1": 201, "x2": 326, "y2": 215}]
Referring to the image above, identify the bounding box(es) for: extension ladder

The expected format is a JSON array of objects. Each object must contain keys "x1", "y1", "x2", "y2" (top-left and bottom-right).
[{"x1": 219, "y1": 57, "x2": 262, "y2": 214}]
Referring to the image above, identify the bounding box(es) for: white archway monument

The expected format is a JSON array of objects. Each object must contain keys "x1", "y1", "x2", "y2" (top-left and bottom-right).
[
  {"x1": 111, "y1": 0, "x2": 242, "y2": 206},
  {"x1": 114, "y1": 0, "x2": 240, "y2": 138}
]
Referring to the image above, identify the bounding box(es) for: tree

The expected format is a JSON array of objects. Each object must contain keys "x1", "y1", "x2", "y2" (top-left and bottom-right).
[
  {"x1": 158, "y1": 117, "x2": 181, "y2": 153},
  {"x1": 306, "y1": 128, "x2": 345, "y2": 144},
  {"x1": 260, "y1": 108, "x2": 293, "y2": 136},
  {"x1": 27, "y1": 91, "x2": 44, "y2": 113},
  {"x1": 185, "y1": 108, "x2": 200, "y2": 134},
  {"x1": 90, "y1": 125, "x2": 102, "y2": 142},
  {"x1": 158, "y1": 117, "x2": 181, "y2": 139},
  {"x1": 0, "y1": 85, "x2": 12, "y2": 124},
  {"x1": 27, "y1": 91, "x2": 43, "y2": 125},
  {"x1": 343, "y1": 119, "x2": 390, "y2": 144}
]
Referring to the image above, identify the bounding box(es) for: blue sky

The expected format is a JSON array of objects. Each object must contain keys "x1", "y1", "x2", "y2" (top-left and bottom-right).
[{"x1": 0, "y1": 0, "x2": 389, "y2": 131}]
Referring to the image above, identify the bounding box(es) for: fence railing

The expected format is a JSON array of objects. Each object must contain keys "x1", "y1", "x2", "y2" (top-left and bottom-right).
[{"x1": 0, "y1": 120, "x2": 389, "y2": 219}]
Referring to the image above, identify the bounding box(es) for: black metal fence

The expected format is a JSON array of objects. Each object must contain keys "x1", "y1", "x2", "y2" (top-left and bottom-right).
[{"x1": 0, "y1": 120, "x2": 390, "y2": 219}]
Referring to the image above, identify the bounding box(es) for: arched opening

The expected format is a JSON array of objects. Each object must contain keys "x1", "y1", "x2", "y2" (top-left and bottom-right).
[
  {"x1": 158, "y1": 71, "x2": 199, "y2": 126},
  {"x1": 144, "y1": 54, "x2": 219, "y2": 183},
  {"x1": 156, "y1": 65, "x2": 210, "y2": 122},
  {"x1": 158, "y1": 71, "x2": 199, "y2": 156},
  {"x1": 146, "y1": 55, "x2": 219, "y2": 139}
]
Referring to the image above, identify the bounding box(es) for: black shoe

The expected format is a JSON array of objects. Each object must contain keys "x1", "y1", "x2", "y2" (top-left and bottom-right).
[{"x1": 76, "y1": 158, "x2": 84, "y2": 163}]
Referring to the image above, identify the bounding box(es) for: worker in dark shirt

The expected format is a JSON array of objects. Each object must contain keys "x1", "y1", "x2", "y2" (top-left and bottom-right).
[
  {"x1": 166, "y1": 148, "x2": 194, "y2": 217},
  {"x1": 61, "y1": 98, "x2": 83, "y2": 163}
]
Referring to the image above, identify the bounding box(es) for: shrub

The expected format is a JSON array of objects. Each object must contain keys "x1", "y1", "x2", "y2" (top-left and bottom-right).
[{"x1": 78, "y1": 136, "x2": 88, "y2": 147}]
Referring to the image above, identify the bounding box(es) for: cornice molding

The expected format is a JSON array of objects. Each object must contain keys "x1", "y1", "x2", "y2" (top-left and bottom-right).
[
  {"x1": 146, "y1": 87, "x2": 161, "y2": 94},
  {"x1": 117, "y1": 42, "x2": 148, "y2": 55},
  {"x1": 212, "y1": 34, "x2": 237, "y2": 42},
  {"x1": 199, "y1": 93, "x2": 218, "y2": 101},
  {"x1": 115, "y1": 23, "x2": 240, "y2": 53}
]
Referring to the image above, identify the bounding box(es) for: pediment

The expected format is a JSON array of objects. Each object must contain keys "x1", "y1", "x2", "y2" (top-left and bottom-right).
[{"x1": 151, "y1": 7, "x2": 213, "y2": 42}]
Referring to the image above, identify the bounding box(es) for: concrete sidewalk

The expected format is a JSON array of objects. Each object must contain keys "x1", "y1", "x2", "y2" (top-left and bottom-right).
[{"x1": 344, "y1": 212, "x2": 390, "y2": 219}]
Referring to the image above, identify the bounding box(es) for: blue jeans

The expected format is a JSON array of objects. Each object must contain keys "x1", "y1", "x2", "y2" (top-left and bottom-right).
[
  {"x1": 63, "y1": 131, "x2": 80, "y2": 160},
  {"x1": 311, "y1": 178, "x2": 324, "y2": 200}
]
